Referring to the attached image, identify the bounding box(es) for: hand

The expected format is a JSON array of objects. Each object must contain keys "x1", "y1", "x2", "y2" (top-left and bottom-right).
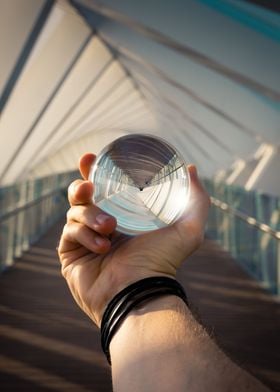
[{"x1": 58, "y1": 153, "x2": 210, "y2": 327}]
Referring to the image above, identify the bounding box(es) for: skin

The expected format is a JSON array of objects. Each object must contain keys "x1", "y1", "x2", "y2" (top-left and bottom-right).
[
  {"x1": 58, "y1": 153, "x2": 210, "y2": 327},
  {"x1": 58, "y1": 153, "x2": 270, "y2": 391}
]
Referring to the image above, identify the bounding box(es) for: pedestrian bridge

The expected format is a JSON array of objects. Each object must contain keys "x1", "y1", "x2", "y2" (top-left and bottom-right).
[
  {"x1": 0, "y1": 0, "x2": 279, "y2": 390},
  {"x1": 0, "y1": 214, "x2": 279, "y2": 391}
]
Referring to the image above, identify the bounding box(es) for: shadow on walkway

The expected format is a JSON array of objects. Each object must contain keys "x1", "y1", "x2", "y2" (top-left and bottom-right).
[{"x1": 0, "y1": 219, "x2": 279, "y2": 391}]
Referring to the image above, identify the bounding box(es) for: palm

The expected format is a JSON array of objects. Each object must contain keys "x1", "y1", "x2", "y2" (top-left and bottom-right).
[{"x1": 61, "y1": 217, "x2": 199, "y2": 325}]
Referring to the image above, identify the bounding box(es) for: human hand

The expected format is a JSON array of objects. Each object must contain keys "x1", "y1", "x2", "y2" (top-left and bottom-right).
[{"x1": 58, "y1": 153, "x2": 210, "y2": 327}]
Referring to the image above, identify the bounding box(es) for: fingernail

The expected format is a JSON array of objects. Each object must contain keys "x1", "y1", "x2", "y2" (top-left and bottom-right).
[
  {"x1": 96, "y1": 213, "x2": 111, "y2": 225},
  {"x1": 94, "y1": 236, "x2": 106, "y2": 246}
]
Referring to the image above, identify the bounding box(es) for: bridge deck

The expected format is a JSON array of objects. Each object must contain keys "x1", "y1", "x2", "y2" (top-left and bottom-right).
[{"x1": 0, "y1": 219, "x2": 279, "y2": 391}]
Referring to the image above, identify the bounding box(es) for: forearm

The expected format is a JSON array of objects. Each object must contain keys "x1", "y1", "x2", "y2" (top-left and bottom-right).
[{"x1": 110, "y1": 296, "x2": 270, "y2": 392}]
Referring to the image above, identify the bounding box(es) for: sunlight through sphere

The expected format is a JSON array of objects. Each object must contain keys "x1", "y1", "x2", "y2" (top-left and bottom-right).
[{"x1": 89, "y1": 134, "x2": 189, "y2": 235}]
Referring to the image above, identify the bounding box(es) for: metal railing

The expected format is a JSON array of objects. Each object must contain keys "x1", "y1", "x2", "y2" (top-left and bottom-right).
[
  {"x1": 205, "y1": 180, "x2": 280, "y2": 295},
  {"x1": 0, "y1": 171, "x2": 77, "y2": 271}
]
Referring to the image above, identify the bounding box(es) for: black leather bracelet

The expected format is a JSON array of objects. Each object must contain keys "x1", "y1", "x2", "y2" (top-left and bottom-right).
[{"x1": 100, "y1": 276, "x2": 188, "y2": 365}]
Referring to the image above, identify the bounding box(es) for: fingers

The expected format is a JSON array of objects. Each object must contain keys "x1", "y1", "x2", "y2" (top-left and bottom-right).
[
  {"x1": 79, "y1": 153, "x2": 96, "y2": 180},
  {"x1": 60, "y1": 151, "x2": 118, "y2": 257},
  {"x1": 67, "y1": 204, "x2": 117, "y2": 236},
  {"x1": 67, "y1": 153, "x2": 96, "y2": 206},
  {"x1": 59, "y1": 203, "x2": 117, "y2": 256},
  {"x1": 67, "y1": 152, "x2": 97, "y2": 205},
  {"x1": 61, "y1": 176, "x2": 117, "y2": 255},
  {"x1": 68, "y1": 180, "x2": 94, "y2": 206},
  {"x1": 60, "y1": 222, "x2": 112, "y2": 255}
]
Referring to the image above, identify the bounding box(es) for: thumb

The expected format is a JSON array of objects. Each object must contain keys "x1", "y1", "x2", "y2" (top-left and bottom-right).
[
  {"x1": 174, "y1": 165, "x2": 210, "y2": 245},
  {"x1": 186, "y1": 165, "x2": 210, "y2": 224}
]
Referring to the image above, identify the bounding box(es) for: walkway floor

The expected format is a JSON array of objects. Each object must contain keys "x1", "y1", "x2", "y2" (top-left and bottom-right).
[{"x1": 0, "y1": 219, "x2": 279, "y2": 391}]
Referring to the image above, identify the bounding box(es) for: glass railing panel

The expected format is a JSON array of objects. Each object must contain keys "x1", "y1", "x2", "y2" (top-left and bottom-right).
[
  {"x1": 204, "y1": 179, "x2": 280, "y2": 295},
  {"x1": 0, "y1": 171, "x2": 78, "y2": 272}
]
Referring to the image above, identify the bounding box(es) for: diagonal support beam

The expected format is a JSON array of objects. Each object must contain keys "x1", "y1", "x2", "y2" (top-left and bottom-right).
[{"x1": 0, "y1": 0, "x2": 55, "y2": 114}]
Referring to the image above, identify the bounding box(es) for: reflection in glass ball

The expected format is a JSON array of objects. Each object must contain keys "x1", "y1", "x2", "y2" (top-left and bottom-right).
[{"x1": 89, "y1": 134, "x2": 189, "y2": 235}]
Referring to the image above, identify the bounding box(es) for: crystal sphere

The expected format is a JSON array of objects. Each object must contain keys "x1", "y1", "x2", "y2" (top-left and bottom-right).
[{"x1": 89, "y1": 134, "x2": 189, "y2": 235}]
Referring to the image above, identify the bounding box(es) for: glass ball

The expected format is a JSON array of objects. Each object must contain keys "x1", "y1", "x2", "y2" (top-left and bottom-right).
[{"x1": 89, "y1": 134, "x2": 189, "y2": 235}]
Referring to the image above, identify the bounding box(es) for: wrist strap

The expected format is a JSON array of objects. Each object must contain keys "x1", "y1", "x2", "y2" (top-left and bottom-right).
[{"x1": 100, "y1": 276, "x2": 188, "y2": 365}]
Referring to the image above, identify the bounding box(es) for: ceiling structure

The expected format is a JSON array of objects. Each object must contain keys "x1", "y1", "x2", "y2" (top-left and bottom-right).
[{"x1": 0, "y1": 0, "x2": 279, "y2": 195}]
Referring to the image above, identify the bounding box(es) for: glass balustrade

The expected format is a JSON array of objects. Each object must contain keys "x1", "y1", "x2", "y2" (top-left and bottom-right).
[
  {"x1": 1, "y1": 174, "x2": 279, "y2": 297},
  {"x1": 205, "y1": 179, "x2": 280, "y2": 295},
  {"x1": 0, "y1": 171, "x2": 77, "y2": 271}
]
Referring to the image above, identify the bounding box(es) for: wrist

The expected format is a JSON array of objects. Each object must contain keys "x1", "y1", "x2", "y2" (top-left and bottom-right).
[
  {"x1": 129, "y1": 293, "x2": 188, "y2": 316},
  {"x1": 100, "y1": 277, "x2": 188, "y2": 364},
  {"x1": 110, "y1": 295, "x2": 191, "y2": 365},
  {"x1": 95, "y1": 272, "x2": 176, "y2": 327}
]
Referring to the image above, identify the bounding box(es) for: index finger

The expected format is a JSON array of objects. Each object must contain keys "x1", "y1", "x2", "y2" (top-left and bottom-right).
[
  {"x1": 68, "y1": 153, "x2": 96, "y2": 206},
  {"x1": 79, "y1": 153, "x2": 96, "y2": 180},
  {"x1": 68, "y1": 179, "x2": 94, "y2": 206}
]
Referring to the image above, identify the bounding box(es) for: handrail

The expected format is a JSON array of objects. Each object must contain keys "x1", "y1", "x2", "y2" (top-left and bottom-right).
[
  {"x1": 211, "y1": 196, "x2": 280, "y2": 240},
  {"x1": 0, "y1": 188, "x2": 66, "y2": 223}
]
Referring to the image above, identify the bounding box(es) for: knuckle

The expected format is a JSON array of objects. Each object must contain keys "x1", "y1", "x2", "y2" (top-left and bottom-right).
[
  {"x1": 68, "y1": 179, "x2": 83, "y2": 203},
  {"x1": 67, "y1": 205, "x2": 89, "y2": 225},
  {"x1": 61, "y1": 264, "x2": 69, "y2": 279},
  {"x1": 66, "y1": 208, "x2": 73, "y2": 222},
  {"x1": 62, "y1": 222, "x2": 69, "y2": 235},
  {"x1": 57, "y1": 241, "x2": 62, "y2": 257},
  {"x1": 68, "y1": 181, "x2": 76, "y2": 197}
]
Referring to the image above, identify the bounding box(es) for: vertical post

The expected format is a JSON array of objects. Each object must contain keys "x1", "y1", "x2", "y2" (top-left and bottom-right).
[
  {"x1": 6, "y1": 216, "x2": 16, "y2": 267},
  {"x1": 277, "y1": 238, "x2": 280, "y2": 296},
  {"x1": 15, "y1": 181, "x2": 28, "y2": 257}
]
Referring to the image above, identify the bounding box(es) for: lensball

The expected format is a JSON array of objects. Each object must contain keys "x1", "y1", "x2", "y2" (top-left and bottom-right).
[{"x1": 89, "y1": 134, "x2": 189, "y2": 235}]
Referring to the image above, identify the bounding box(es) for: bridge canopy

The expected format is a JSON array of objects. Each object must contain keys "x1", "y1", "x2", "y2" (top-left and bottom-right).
[{"x1": 0, "y1": 0, "x2": 279, "y2": 196}]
